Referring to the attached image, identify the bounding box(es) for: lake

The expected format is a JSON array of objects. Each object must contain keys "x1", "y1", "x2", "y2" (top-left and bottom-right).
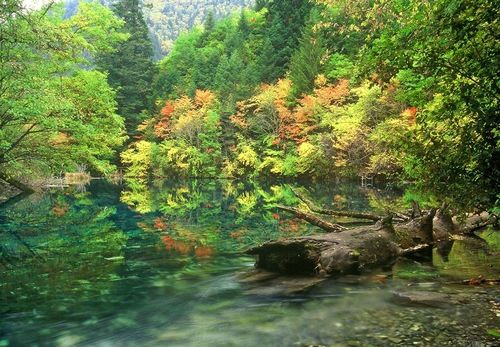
[{"x1": 1, "y1": 179, "x2": 499, "y2": 346}]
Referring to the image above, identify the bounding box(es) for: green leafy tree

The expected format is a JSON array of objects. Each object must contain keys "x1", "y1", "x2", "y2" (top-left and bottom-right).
[
  {"x1": 0, "y1": 1, "x2": 127, "y2": 183},
  {"x1": 358, "y1": 0, "x2": 499, "y2": 209}
]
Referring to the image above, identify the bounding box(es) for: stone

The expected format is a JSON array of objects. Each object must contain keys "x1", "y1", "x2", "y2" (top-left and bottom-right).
[{"x1": 391, "y1": 291, "x2": 453, "y2": 308}]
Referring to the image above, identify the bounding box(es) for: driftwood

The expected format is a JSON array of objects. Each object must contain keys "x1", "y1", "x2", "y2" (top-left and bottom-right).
[
  {"x1": 247, "y1": 190, "x2": 497, "y2": 277},
  {"x1": 247, "y1": 211, "x2": 435, "y2": 276},
  {"x1": 276, "y1": 205, "x2": 347, "y2": 233},
  {"x1": 433, "y1": 203, "x2": 497, "y2": 240},
  {"x1": 290, "y1": 187, "x2": 382, "y2": 221}
]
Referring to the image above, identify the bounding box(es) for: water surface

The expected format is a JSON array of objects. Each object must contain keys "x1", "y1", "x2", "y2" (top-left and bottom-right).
[{"x1": 1, "y1": 180, "x2": 498, "y2": 346}]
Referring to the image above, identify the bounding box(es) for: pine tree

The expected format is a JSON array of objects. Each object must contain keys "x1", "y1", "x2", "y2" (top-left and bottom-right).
[
  {"x1": 254, "y1": 0, "x2": 267, "y2": 11},
  {"x1": 258, "y1": 0, "x2": 312, "y2": 83},
  {"x1": 204, "y1": 10, "x2": 216, "y2": 33},
  {"x1": 96, "y1": 0, "x2": 156, "y2": 135},
  {"x1": 289, "y1": 20, "x2": 327, "y2": 98},
  {"x1": 237, "y1": 9, "x2": 250, "y2": 37}
]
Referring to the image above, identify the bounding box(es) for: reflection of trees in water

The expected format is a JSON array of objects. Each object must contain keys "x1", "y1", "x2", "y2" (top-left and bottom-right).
[
  {"x1": 0, "y1": 187, "x2": 128, "y2": 314},
  {"x1": 120, "y1": 179, "x2": 422, "y2": 259},
  {"x1": 432, "y1": 231, "x2": 500, "y2": 280}
]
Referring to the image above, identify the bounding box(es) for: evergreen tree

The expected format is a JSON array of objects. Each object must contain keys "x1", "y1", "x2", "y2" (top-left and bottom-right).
[
  {"x1": 289, "y1": 18, "x2": 327, "y2": 98},
  {"x1": 97, "y1": 0, "x2": 156, "y2": 135},
  {"x1": 238, "y1": 9, "x2": 250, "y2": 37},
  {"x1": 259, "y1": 0, "x2": 312, "y2": 83},
  {"x1": 204, "y1": 10, "x2": 216, "y2": 33},
  {"x1": 254, "y1": 0, "x2": 267, "y2": 11}
]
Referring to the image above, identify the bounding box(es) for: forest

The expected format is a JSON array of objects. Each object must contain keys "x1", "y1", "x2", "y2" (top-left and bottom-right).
[
  {"x1": 0, "y1": 0, "x2": 499, "y2": 345},
  {"x1": 2, "y1": 0, "x2": 497, "y2": 211}
]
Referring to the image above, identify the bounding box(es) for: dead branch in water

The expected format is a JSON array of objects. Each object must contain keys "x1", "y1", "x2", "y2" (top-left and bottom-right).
[
  {"x1": 290, "y1": 187, "x2": 383, "y2": 221},
  {"x1": 276, "y1": 205, "x2": 347, "y2": 233}
]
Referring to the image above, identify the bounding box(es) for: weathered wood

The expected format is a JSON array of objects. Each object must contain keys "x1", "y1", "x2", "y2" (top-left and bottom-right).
[
  {"x1": 434, "y1": 206, "x2": 497, "y2": 240},
  {"x1": 248, "y1": 188, "x2": 497, "y2": 278},
  {"x1": 276, "y1": 205, "x2": 347, "y2": 233},
  {"x1": 411, "y1": 200, "x2": 422, "y2": 218},
  {"x1": 247, "y1": 212, "x2": 435, "y2": 276},
  {"x1": 291, "y1": 187, "x2": 382, "y2": 221}
]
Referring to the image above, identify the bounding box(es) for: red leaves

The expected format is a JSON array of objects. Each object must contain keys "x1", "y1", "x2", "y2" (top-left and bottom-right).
[
  {"x1": 155, "y1": 101, "x2": 176, "y2": 139},
  {"x1": 161, "y1": 235, "x2": 191, "y2": 255},
  {"x1": 194, "y1": 246, "x2": 214, "y2": 258},
  {"x1": 160, "y1": 234, "x2": 214, "y2": 258},
  {"x1": 160, "y1": 101, "x2": 175, "y2": 117},
  {"x1": 403, "y1": 106, "x2": 417, "y2": 125},
  {"x1": 315, "y1": 79, "x2": 350, "y2": 105},
  {"x1": 153, "y1": 217, "x2": 168, "y2": 231}
]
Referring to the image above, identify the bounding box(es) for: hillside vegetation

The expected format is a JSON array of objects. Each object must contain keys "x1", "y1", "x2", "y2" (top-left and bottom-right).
[{"x1": 1, "y1": 0, "x2": 498, "y2": 212}]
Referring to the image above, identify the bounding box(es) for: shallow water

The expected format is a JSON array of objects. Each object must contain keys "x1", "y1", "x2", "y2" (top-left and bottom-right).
[{"x1": 0, "y1": 180, "x2": 499, "y2": 346}]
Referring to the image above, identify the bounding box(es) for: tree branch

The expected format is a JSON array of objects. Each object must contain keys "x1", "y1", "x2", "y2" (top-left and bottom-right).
[
  {"x1": 290, "y1": 187, "x2": 382, "y2": 221},
  {"x1": 277, "y1": 205, "x2": 347, "y2": 233}
]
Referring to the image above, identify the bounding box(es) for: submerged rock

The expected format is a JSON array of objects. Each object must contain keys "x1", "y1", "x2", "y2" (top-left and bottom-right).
[
  {"x1": 391, "y1": 291, "x2": 452, "y2": 308},
  {"x1": 238, "y1": 270, "x2": 325, "y2": 296}
]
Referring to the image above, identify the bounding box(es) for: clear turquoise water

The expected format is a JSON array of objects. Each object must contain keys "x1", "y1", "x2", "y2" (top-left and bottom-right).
[{"x1": 0, "y1": 180, "x2": 499, "y2": 346}]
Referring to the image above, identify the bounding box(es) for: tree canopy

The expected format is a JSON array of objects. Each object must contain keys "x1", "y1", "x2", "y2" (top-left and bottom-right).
[
  {"x1": 0, "y1": 1, "x2": 127, "y2": 180},
  {"x1": 1, "y1": 0, "x2": 497, "y2": 212}
]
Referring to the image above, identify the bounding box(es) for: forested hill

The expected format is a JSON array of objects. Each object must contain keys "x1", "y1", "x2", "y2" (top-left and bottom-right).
[
  {"x1": 144, "y1": 0, "x2": 253, "y2": 57},
  {"x1": 26, "y1": 0, "x2": 253, "y2": 58}
]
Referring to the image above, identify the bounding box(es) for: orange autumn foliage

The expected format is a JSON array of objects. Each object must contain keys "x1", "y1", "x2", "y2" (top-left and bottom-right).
[
  {"x1": 283, "y1": 80, "x2": 351, "y2": 144},
  {"x1": 314, "y1": 79, "x2": 350, "y2": 105},
  {"x1": 194, "y1": 90, "x2": 215, "y2": 108},
  {"x1": 155, "y1": 101, "x2": 175, "y2": 139},
  {"x1": 403, "y1": 106, "x2": 417, "y2": 125},
  {"x1": 231, "y1": 79, "x2": 352, "y2": 146},
  {"x1": 161, "y1": 101, "x2": 175, "y2": 117},
  {"x1": 161, "y1": 235, "x2": 175, "y2": 249},
  {"x1": 173, "y1": 241, "x2": 191, "y2": 255},
  {"x1": 153, "y1": 217, "x2": 168, "y2": 231},
  {"x1": 194, "y1": 246, "x2": 214, "y2": 258},
  {"x1": 229, "y1": 112, "x2": 248, "y2": 129},
  {"x1": 161, "y1": 235, "x2": 192, "y2": 255},
  {"x1": 52, "y1": 204, "x2": 69, "y2": 217}
]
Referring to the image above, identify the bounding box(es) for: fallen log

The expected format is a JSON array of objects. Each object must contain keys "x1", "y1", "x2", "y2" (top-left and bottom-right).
[
  {"x1": 433, "y1": 204, "x2": 497, "y2": 240},
  {"x1": 248, "y1": 186, "x2": 498, "y2": 277},
  {"x1": 290, "y1": 187, "x2": 382, "y2": 221},
  {"x1": 276, "y1": 205, "x2": 347, "y2": 233},
  {"x1": 247, "y1": 211, "x2": 435, "y2": 276}
]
